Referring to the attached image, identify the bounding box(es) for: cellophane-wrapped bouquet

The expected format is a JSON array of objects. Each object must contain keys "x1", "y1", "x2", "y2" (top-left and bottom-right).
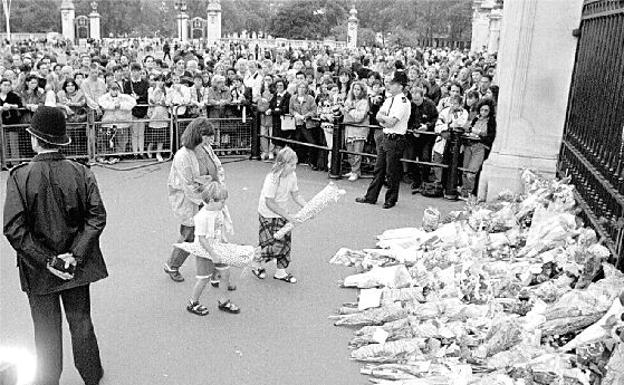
[
  {"x1": 329, "y1": 169, "x2": 624, "y2": 384},
  {"x1": 273, "y1": 182, "x2": 346, "y2": 240}
]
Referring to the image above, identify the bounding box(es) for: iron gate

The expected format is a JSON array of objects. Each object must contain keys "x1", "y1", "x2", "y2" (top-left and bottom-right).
[{"x1": 558, "y1": 0, "x2": 624, "y2": 269}]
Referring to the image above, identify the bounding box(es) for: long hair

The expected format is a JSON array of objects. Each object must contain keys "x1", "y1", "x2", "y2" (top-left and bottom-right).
[
  {"x1": 181, "y1": 117, "x2": 213, "y2": 149},
  {"x1": 346, "y1": 80, "x2": 368, "y2": 103},
  {"x1": 271, "y1": 147, "x2": 297, "y2": 179}
]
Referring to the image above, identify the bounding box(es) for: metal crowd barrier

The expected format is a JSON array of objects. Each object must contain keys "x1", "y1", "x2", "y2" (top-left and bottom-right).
[
  {"x1": 0, "y1": 104, "x2": 255, "y2": 170},
  {"x1": 176, "y1": 103, "x2": 253, "y2": 156},
  {"x1": 251, "y1": 114, "x2": 479, "y2": 201}
]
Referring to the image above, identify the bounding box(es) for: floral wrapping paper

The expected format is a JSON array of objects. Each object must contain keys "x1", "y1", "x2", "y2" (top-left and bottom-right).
[
  {"x1": 273, "y1": 182, "x2": 346, "y2": 240},
  {"x1": 173, "y1": 241, "x2": 256, "y2": 268}
]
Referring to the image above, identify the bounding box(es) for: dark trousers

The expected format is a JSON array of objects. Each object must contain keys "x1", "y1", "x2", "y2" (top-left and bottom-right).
[
  {"x1": 413, "y1": 136, "x2": 434, "y2": 187},
  {"x1": 166, "y1": 224, "x2": 194, "y2": 270},
  {"x1": 364, "y1": 135, "x2": 406, "y2": 205},
  {"x1": 294, "y1": 125, "x2": 318, "y2": 165},
  {"x1": 27, "y1": 284, "x2": 103, "y2": 385}
]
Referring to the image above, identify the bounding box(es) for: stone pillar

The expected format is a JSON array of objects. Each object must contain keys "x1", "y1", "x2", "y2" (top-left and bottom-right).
[
  {"x1": 487, "y1": 8, "x2": 502, "y2": 53},
  {"x1": 478, "y1": 0, "x2": 584, "y2": 200},
  {"x1": 60, "y1": 0, "x2": 75, "y2": 41},
  {"x1": 176, "y1": 12, "x2": 189, "y2": 41},
  {"x1": 88, "y1": 2, "x2": 101, "y2": 40},
  {"x1": 347, "y1": 6, "x2": 358, "y2": 49},
  {"x1": 206, "y1": 0, "x2": 222, "y2": 45}
]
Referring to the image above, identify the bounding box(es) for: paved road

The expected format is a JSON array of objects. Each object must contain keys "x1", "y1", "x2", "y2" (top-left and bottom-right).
[{"x1": 0, "y1": 159, "x2": 463, "y2": 385}]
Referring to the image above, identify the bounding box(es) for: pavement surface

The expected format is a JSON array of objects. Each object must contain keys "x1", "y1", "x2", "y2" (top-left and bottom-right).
[{"x1": 0, "y1": 159, "x2": 463, "y2": 385}]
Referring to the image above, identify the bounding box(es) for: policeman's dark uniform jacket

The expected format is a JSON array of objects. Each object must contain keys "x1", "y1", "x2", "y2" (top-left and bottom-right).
[
  {"x1": 3, "y1": 107, "x2": 107, "y2": 385},
  {"x1": 359, "y1": 71, "x2": 412, "y2": 208}
]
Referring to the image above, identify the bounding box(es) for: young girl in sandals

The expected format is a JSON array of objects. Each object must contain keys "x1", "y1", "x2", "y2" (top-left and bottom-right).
[
  {"x1": 187, "y1": 181, "x2": 243, "y2": 316},
  {"x1": 252, "y1": 147, "x2": 306, "y2": 283}
]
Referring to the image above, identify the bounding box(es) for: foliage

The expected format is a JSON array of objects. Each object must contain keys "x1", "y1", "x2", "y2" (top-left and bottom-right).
[
  {"x1": 0, "y1": 0, "x2": 473, "y2": 44},
  {"x1": 267, "y1": 0, "x2": 348, "y2": 40}
]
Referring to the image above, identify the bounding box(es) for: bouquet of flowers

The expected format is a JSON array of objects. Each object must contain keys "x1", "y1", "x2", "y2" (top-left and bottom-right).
[{"x1": 274, "y1": 182, "x2": 346, "y2": 240}]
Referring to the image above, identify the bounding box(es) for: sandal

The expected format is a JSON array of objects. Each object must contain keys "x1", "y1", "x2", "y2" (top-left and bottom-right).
[
  {"x1": 187, "y1": 301, "x2": 209, "y2": 316},
  {"x1": 251, "y1": 267, "x2": 266, "y2": 280},
  {"x1": 273, "y1": 273, "x2": 297, "y2": 284},
  {"x1": 217, "y1": 299, "x2": 240, "y2": 314},
  {"x1": 210, "y1": 279, "x2": 220, "y2": 288}
]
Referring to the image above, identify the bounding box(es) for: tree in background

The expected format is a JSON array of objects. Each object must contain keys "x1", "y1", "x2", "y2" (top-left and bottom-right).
[{"x1": 0, "y1": 0, "x2": 473, "y2": 45}]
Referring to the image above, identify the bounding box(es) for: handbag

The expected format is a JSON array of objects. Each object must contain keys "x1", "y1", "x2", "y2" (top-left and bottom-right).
[{"x1": 280, "y1": 115, "x2": 296, "y2": 131}]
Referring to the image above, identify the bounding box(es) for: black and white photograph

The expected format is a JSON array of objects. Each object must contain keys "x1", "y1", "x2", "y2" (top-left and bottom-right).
[{"x1": 1, "y1": 0, "x2": 624, "y2": 384}]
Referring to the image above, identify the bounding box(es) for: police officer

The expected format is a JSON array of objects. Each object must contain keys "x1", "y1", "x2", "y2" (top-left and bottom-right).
[
  {"x1": 3, "y1": 107, "x2": 107, "y2": 385},
  {"x1": 356, "y1": 70, "x2": 411, "y2": 209}
]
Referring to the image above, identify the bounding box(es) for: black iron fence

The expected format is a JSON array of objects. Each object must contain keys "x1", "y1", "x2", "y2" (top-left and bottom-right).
[
  {"x1": 0, "y1": 104, "x2": 254, "y2": 169},
  {"x1": 557, "y1": 0, "x2": 624, "y2": 269}
]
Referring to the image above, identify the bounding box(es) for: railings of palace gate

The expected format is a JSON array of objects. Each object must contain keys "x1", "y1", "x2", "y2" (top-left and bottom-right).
[{"x1": 558, "y1": 0, "x2": 624, "y2": 269}]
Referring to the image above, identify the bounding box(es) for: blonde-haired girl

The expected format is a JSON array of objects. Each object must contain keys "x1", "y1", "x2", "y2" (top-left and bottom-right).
[{"x1": 252, "y1": 147, "x2": 306, "y2": 283}]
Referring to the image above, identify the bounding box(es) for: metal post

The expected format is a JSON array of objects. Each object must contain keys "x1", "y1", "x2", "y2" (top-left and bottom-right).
[
  {"x1": 87, "y1": 108, "x2": 95, "y2": 163},
  {"x1": 444, "y1": 129, "x2": 461, "y2": 201},
  {"x1": 329, "y1": 120, "x2": 342, "y2": 179},
  {"x1": 250, "y1": 107, "x2": 260, "y2": 160},
  {"x1": 0, "y1": 117, "x2": 5, "y2": 170}
]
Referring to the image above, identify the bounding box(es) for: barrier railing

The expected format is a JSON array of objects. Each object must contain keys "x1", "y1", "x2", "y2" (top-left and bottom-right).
[
  {"x1": 0, "y1": 104, "x2": 255, "y2": 170},
  {"x1": 175, "y1": 103, "x2": 253, "y2": 156},
  {"x1": 251, "y1": 115, "x2": 478, "y2": 201}
]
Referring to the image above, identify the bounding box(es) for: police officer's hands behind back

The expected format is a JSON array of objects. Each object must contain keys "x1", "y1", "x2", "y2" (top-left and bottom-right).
[{"x1": 47, "y1": 253, "x2": 77, "y2": 281}]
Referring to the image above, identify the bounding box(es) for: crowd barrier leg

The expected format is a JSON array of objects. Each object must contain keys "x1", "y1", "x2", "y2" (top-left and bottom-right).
[
  {"x1": 250, "y1": 110, "x2": 261, "y2": 160},
  {"x1": 444, "y1": 129, "x2": 462, "y2": 201},
  {"x1": 87, "y1": 110, "x2": 96, "y2": 163},
  {"x1": 0, "y1": 120, "x2": 5, "y2": 170},
  {"x1": 329, "y1": 122, "x2": 343, "y2": 179}
]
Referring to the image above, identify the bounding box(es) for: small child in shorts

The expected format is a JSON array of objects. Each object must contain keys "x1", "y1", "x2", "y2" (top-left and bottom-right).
[
  {"x1": 187, "y1": 181, "x2": 241, "y2": 316},
  {"x1": 251, "y1": 147, "x2": 307, "y2": 283}
]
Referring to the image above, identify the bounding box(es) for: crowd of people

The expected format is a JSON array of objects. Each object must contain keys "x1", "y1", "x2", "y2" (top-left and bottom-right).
[
  {"x1": 2, "y1": 35, "x2": 501, "y2": 385},
  {"x1": 1, "y1": 37, "x2": 498, "y2": 198}
]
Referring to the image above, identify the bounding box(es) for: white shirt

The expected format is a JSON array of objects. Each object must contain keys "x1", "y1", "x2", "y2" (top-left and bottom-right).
[
  {"x1": 379, "y1": 92, "x2": 411, "y2": 135},
  {"x1": 194, "y1": 208, "x2": 223, "y2": 244},
  {"x1": 244, "y1": 71, "x2": 263, "y2": 103},
  {"x1": 258, "y1": 172, "x2": 298, "y2": 218}
]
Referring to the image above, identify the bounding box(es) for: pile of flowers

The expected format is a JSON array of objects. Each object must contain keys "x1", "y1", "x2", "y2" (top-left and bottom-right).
[{"x1": 330, "y1": 170, "x2": 624, "y2": 385}]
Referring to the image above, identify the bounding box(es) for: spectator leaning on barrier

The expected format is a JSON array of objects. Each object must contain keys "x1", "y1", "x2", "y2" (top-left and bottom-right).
[
  {"x1": 406, "y1": 87, "x2": 439, "y2": 193},
  {"x1": 56, "y1": 79, "x2": 87, "y2": 123},
  {"x1": 97, "y1": 82, "x2": 137, "y2": 164},
  {"x1": 289, "y1": 81, "x2": 318, "y2": 168},
  {"x1": 81, "y1": 63, "x2": 107, "y2": 118},
  {"x1": 268, "y1": 78, "x2": 291, "y2": 148},
  {"x1": 0, "y1": 77, "x2": 24, "y2": 164},
  {"x1": 147, "y1": 74, "x2": 169, "y2": 162},
  {"x1": 432, "y1": 94, "x2": 468, "y2": 187},
  {"x1": 462, "y1": 98, "x2": 497, "y2": 198},
  {"x1": 258, "y1": 75, "x2": 275, "y2": 161},
  {"x1": 123, "y1": 62, "x2": 149, "y2": 158},
  {"x1": 165, "y1": 73, "x2": 192, "y2": 117},
  {"x1": 20, "y1": 74, "x2": 46, "y2": 124},
  {"x1": 342, "y1": 81, "x2": 371, "y2": 182},
  {"x1": 356, "y1": 70, "x2": 411, "y2": 210}
]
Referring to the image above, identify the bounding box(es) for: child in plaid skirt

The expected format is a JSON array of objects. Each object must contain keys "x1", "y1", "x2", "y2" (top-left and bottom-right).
[{"x1": 252, "y1": 147, "x2": 307, "y2": 283}]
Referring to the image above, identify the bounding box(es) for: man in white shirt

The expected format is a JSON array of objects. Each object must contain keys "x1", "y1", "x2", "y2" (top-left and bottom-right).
[{"x1": 356, "y1": 70, "x2": 411, "y2": 209}]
